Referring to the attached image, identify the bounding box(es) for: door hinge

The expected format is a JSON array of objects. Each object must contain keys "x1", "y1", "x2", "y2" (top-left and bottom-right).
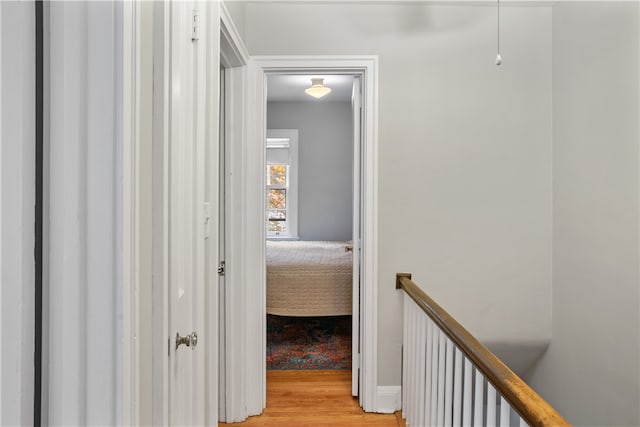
[
  {"x1": 218, "y1": 261, "x2": 226, "y2": 276},
  {"x1": 191, "y1": 9, "x2": 200, "y2": 42}
]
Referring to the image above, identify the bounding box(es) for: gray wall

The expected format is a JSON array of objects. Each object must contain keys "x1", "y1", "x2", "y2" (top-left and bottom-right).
[
  {"x1": 248, "y1": 4, "x2": 553, "y2": 386},
  {"x1": 526, "y1": 3, "x2": 640, "y2": 426},
  {"x1": 268, "y1": 101, "x2": 353, "y2": 241},
  {"x1": 224, "y1": 1, "x2": 247, "y2": 43},
  {"x1": 1, "y1": 2, "x2": 36, "y2": 425}
]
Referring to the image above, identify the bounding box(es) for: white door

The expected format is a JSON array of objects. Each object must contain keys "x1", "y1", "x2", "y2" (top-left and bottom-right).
[
  {"x1": 168, "y1": 1, "x2": 206, "y2": 425},
  {"x1": 352, "y1": 76, "x2": 363, "y2": 398}
]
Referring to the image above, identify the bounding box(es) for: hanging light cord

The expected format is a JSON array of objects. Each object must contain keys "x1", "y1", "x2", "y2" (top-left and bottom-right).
[{"x1": 496, "y1": 0, "x2": 502, "y2": 65}]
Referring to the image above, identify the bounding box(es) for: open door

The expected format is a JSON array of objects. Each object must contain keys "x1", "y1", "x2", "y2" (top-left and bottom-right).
[
  {"x1": 166, "y1": 1, "x2": 206, "y2": 424},
  {"x1": 352, "y1": 76, "x2": 363, "y2": 398}
]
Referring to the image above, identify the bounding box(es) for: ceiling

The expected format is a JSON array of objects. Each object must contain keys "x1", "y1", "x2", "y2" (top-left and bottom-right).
[{"x1": 267, "y1": 74, "x2": 355, "y2": 102}]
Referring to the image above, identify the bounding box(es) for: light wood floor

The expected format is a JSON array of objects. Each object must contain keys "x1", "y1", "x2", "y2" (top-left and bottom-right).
[{"x1": 219, "y1": 370, "x2": 404, "y2": 427}]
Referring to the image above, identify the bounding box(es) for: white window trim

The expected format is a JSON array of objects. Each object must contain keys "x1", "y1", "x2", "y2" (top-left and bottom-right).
[{"x1": 266, "y1": 129, "x2": 299, "y2": 240}]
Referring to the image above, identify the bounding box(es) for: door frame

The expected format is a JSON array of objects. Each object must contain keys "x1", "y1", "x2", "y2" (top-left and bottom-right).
[
  {"x1": 216, "y1": 3, "x2": 251, "y2": 423},
  {"x1": 238, "y1": 55, "x2": 380, "y2": 413},
  {"x1": 149, "y1": 1, "x2": 222, "y2": 424}
]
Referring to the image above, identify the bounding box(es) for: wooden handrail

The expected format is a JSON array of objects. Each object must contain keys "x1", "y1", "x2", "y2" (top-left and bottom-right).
[{"x1": 396, "y1": 273, "x2": 570, "y2": 427}]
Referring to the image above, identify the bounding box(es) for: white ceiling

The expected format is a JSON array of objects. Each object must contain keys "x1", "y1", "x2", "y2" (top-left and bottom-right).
[{"x1": 267, "y1": 74, "x2": 355, "y2": 102}]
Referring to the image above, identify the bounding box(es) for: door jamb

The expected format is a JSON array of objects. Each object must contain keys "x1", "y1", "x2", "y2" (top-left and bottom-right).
[
  {"x1": 243, "y1": 55, "x2": 380, "y2": 413},
  {"x1": 150, "y1": 2, "x2": 220, "y2": 424},
  {"x1": 122, "y1": 0, "x2": 146, "y2": 424},
  {"x1": 214, "y1": 3, "x2": 250, "y2": 423},
  {"x1": 149, "y1": 1, "x2": 170, "y2": 424}
]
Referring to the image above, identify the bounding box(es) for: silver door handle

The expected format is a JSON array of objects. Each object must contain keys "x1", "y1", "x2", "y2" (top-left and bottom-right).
[
  {"x1": 175, "y1": 332, "x2": 198, "y2": 350},
  {"x1": 190, "y1": 331, "x2": 198, "y2": 348}
]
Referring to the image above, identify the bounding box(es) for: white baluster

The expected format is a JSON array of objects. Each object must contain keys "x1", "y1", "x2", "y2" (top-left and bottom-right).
[
  {"x1": 425, "y1": 319, "x2": 433, "y2": 423},
  {"x1": 437, "y1": 333, "x2": 446, "y2": 425},
  {"x1": 410, "y1": 303, "x2": 418, "y2": 426},
  {"x1": 416, "y1": 312, "x2": 427, "y2": 427},
  {"x1": 444, "y1": 338, "x2": 454, "y2": 426},
  {"x1": 402, "y1": 295, "x2": 409, "y2": 422},
  {"x1": 486, "y1": 383, "x2": 497, "y2": 426},
  {"x1": 430, "y1": 329, "x2": 439, "y2": 426},
  {"x1": 413, "y1": 306, "x2": 424, "y2": 426},
  {"x1": 499, "y1": 396, "x2": 510, "y2": 427},
  {"x1": 473, "y1": 369, "x2": 484, "y2": 427},
  {"x1": 462, "y1": 359, "x2": 472, "y2": 426},
  {"x1": 453, "y1": 349, "x2": 462, "y2": 426},
  {"x1": 519, "y1": 416, "x2": 529, "y2": 427},
  {"x1": 404, "y1": 298, "x2": 412, "y2": 425}
]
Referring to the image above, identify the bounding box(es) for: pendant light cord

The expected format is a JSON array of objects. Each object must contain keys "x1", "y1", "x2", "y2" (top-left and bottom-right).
[
  {"x1": 497, "y1": 0, "x2": 500, "y2": 54},
  {"x1": 496, "y1": 0, "x2": 502, "y2": 65}
]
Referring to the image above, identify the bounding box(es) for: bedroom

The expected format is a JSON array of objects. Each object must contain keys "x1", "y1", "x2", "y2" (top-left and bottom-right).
[{"x1": 265, "y1": 74, "x2": 359, "y2": 375}]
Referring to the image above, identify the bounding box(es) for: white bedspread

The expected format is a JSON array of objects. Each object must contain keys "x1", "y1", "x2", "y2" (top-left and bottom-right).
[{"x1": 266, "y1": 240, "x2": 353, "y2": 316}]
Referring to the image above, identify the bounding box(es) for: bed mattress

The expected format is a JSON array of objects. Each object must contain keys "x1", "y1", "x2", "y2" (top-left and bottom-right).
[{"x1": 266, "y1": 240, "x2": 353, "y2": 316}]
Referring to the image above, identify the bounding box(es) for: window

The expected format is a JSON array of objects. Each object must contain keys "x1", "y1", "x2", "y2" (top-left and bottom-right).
[{"x1": 266, "y1": 130, "x2": 298, "y2": 239}]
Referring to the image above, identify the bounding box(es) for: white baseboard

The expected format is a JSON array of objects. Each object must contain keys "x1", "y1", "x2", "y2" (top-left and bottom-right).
[{"x1": 376, "y1": 386, "x2": 401, "y2": 413}]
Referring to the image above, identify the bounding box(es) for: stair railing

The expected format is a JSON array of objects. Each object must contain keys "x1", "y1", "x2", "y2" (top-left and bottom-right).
[{"x1": 396, "y1": 273, "x2": 570, "y2": 427}]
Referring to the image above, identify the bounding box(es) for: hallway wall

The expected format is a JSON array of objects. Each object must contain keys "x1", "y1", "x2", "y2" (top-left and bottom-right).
[
  {"x1": 526, "y1": 4, "x2": 640, "y2": 425},
  {"x1": 0, "y1": 2, "x2": 36, "y2": 425},
  {"x1": 239, "y1": 3, "x2": 554, "y2": 386}
]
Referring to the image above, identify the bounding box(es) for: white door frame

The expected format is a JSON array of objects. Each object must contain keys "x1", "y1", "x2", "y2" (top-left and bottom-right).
[
  {"x1": 351, "y1": 75, "x2": 363, "y2": 398},
  {"x1": 150, "y1": 1, "x2": 221, "y2": 424},
  {"x1": 216, "y1": 3, "x2": 252, "y2": 423},
  {"x1": 238, "y1": 55, "x2": 380, "y2": 413},
  {"x1": 149, "y1": 2, "x2": 170, "y2": 424}
]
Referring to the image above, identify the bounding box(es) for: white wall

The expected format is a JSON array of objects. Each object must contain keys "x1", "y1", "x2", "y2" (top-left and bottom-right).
[
  {"x1": 224, "y1": 1, "x2": 247, "y2": 44},
  {"x1": 267, "y1": 101, "x2": 353, "y2": 241},
  {"x1": 526, "y1": 3, "x2": 640, "y2": 425},
  {"x1": 47, "y1": 2, "x2": 122, "y2": 424},
  {"x1": 0, "y1": 2, "x2": 35, "y2": 425},
  {"x1": 244, "y1": 3, "x2": 553, "y2": 385}
]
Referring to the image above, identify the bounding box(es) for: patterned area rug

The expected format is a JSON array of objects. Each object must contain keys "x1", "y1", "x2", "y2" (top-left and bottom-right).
[{"x1": 267, "y1": 315, "x2": 352, "y2": 370}]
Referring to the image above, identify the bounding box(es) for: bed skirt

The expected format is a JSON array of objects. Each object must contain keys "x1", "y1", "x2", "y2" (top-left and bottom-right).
[{"x1": 266, "y1": 240, "x2": 353, "y2": 316}]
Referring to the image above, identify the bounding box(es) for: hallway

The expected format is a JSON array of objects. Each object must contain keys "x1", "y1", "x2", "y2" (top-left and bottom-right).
[{"x1": 219, "y1": 370, "x2": 404, "y2": 426}]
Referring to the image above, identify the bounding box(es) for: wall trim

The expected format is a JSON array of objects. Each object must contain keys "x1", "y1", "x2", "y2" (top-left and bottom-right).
[
  {"x1": 216, "y1": 2, "x2": 249, "y2": 422},
  {"x1": 205, "y1": 2, "x2": 223, "y2": 425},
  {"x1": 121, "y1": 0, "x2": 140, "y2": 424},
  {"x1": 377, "y1": 386, "x2": 402, "y2": 414},
  {"x1": 150, "y1": 1, "x2": 170, "y2": 425}
]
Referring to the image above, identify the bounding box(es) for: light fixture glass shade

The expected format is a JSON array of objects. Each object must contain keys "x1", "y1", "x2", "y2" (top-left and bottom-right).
[{"x1": 305, "y1": 78, "x2": 331, "y2": 99}]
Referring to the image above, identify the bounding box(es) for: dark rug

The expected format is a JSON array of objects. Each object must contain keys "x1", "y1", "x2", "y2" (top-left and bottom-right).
[{"x1": 267, "y1": 315, "x2": 352, "y2": 370}]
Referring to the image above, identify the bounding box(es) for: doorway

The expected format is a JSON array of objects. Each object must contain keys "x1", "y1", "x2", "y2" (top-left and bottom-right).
[
  {"x1": 218, "y1": 56, "x2": 380, "y2": 421},
  {"x1": 263, "y1": 73, "x2": 361, "y2": 392}
]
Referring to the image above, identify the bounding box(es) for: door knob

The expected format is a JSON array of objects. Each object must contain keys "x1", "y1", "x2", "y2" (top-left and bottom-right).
[
  {"x1": 190, "y1": 331, "x2": 198, "y2": 348},
  {"x1": 175, "y1": 332, "x2": 198, "y2": 350}
]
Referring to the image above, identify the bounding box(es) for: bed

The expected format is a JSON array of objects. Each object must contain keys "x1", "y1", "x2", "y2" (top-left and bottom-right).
[{"x1": 266, "y1": 240, "x2": 353, "y2": 316}]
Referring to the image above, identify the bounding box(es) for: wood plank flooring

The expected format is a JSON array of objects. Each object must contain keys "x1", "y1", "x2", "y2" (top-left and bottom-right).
[{"x1": 219, "y1": 370, "x2": 404, "y2": 427}]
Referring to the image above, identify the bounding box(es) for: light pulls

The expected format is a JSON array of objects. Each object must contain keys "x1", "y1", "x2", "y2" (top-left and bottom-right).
[{"x1": 496, "y1": 0, "x2": 502, "y2": 66}]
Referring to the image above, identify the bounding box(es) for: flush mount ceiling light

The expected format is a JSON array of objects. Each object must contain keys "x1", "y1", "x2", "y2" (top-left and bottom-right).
[{"x1": 305, "y1": 78, "x2": 332, "y2": 99}]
